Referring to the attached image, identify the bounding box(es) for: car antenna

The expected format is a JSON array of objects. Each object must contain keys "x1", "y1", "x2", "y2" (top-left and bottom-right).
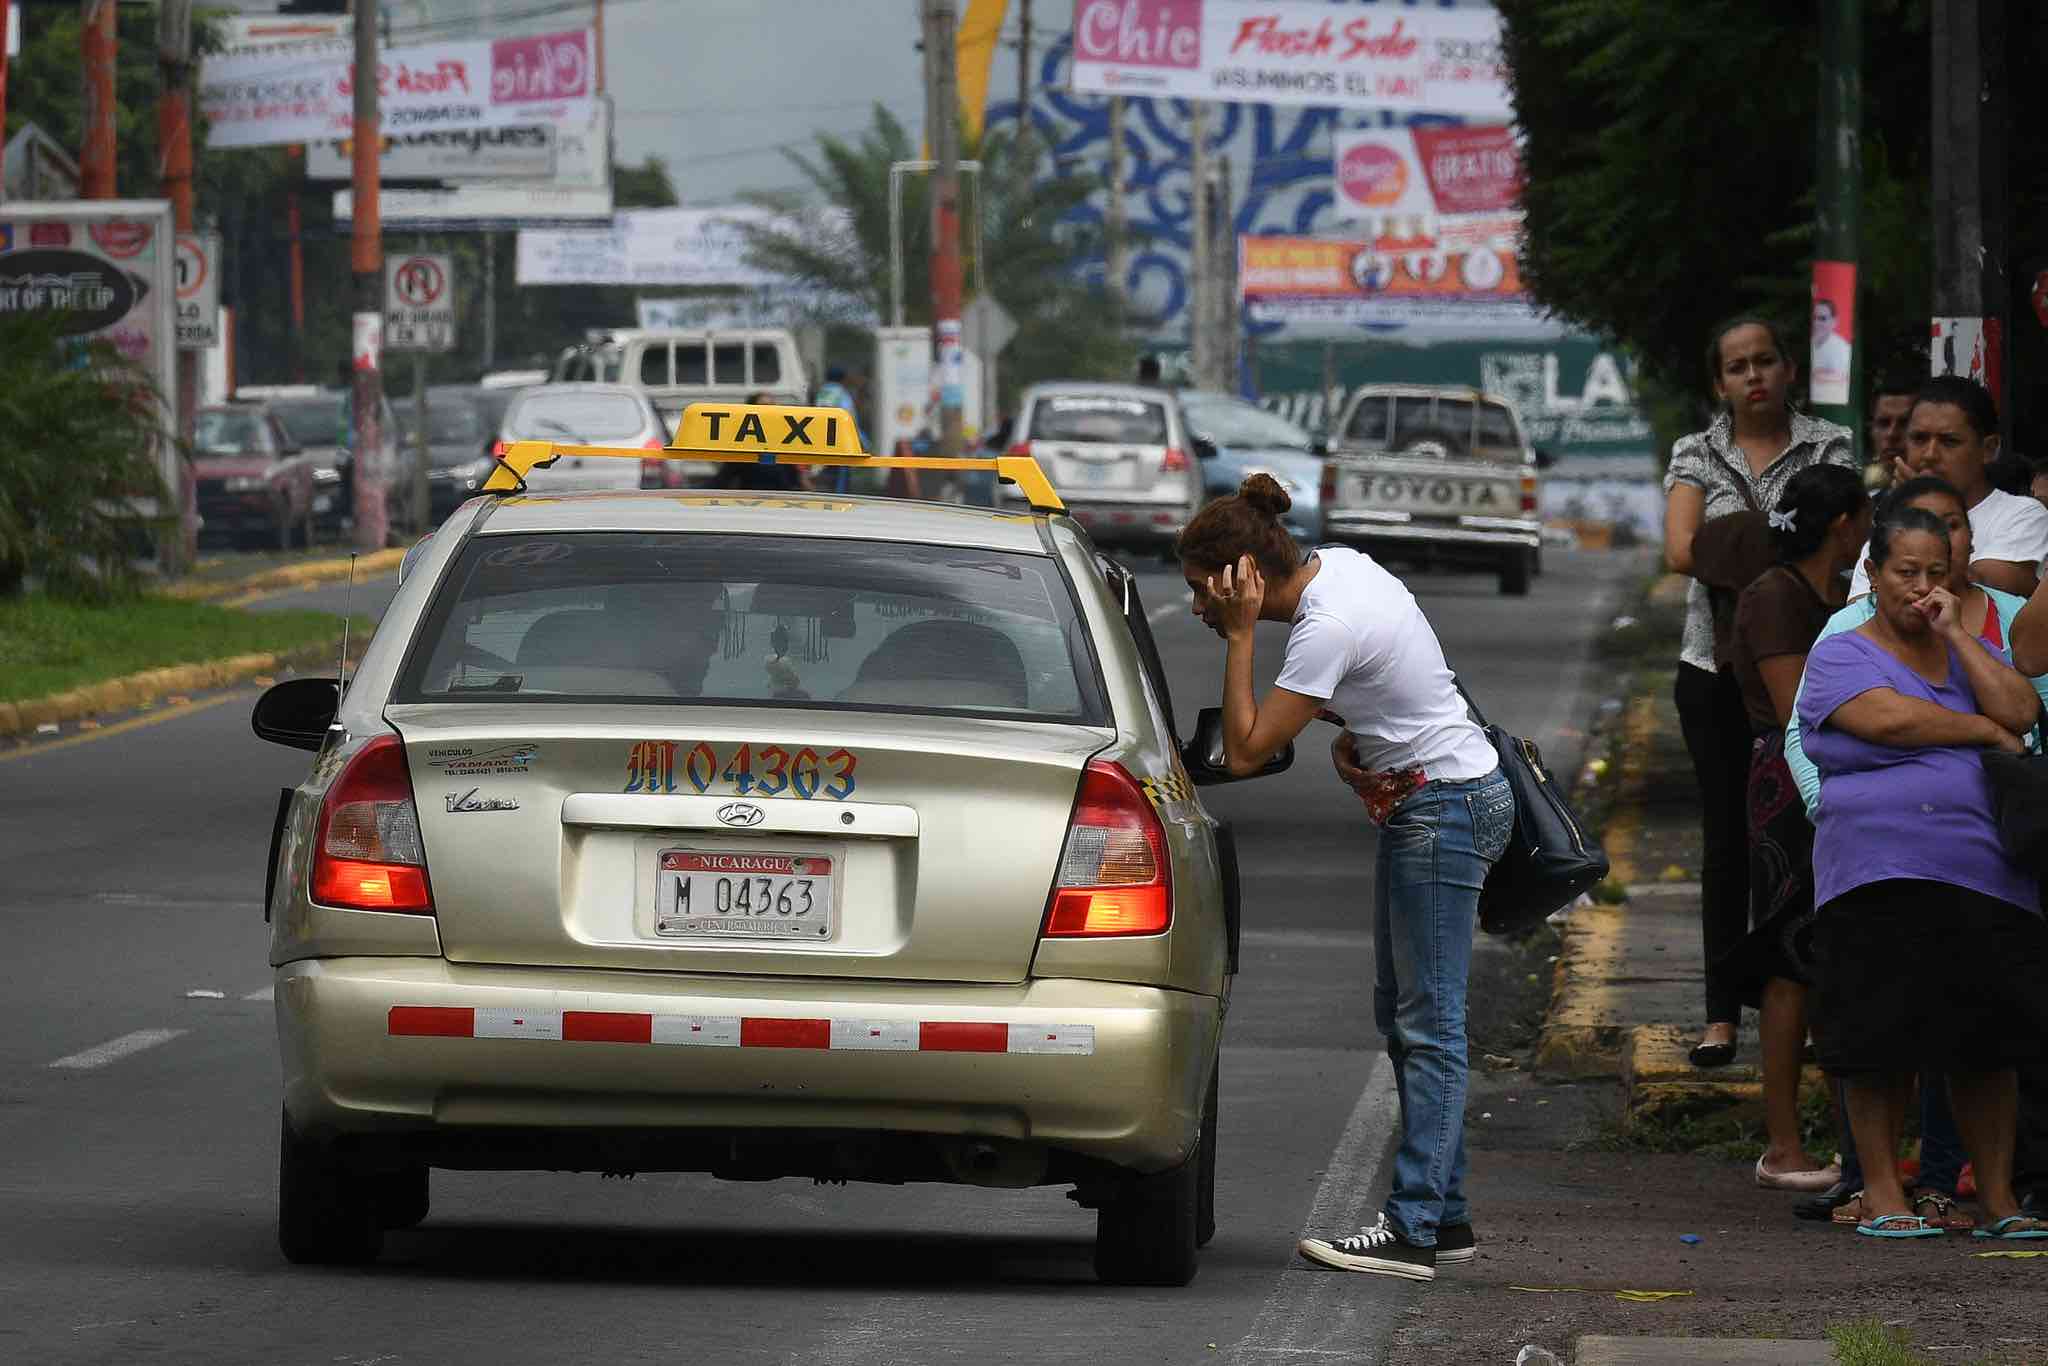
[{"x1": 336, "y1": 552, "x2": 357, "y2": 704}]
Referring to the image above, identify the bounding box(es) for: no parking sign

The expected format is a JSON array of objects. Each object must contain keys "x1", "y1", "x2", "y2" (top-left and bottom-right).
[{"x1": 386, "y1": 253, "x2": 455, "y2": 352}]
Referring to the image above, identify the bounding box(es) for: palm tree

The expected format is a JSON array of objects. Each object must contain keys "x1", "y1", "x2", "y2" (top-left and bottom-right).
[{"x1": 742, "y1": 105, "x2": 1135, "y2": 407}]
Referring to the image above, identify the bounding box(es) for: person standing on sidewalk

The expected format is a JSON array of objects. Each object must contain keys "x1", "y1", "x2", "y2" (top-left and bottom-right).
[
  {"x1": 1176, "y1": 474, "x2": 1513, "y2": 1283},
  {"x1": 1798, "y1": 508, "x2": 2048, "y2": 1241},
  {"x1": 1724, "y1": 465, "x2": 1868, "y2": 1192},
  {"x1": 1662, "y1": 318, "x2": 1854, "y2": 1068}
]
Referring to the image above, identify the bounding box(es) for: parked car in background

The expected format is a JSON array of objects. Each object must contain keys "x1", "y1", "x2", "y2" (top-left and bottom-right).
[
  {"x1": 997, "y1": 383, "x2": 1207, "y2": 556},
  {"x1": 394, "y1": 388, "x2": 499, "y2": 526},
  {"x1": 496, "y1": 383, "x2": 678, "y2": 492},
  {"x1": 553, "y1": 328, "x2": 807, "y2": 433},
  {"x1": 193, "y1": 404, "x2": 319, "y2": 548},
  {"x1": 265, "y1": 388, "x2": 407, "y2": 539},
  {"x1": 1320, "y1": 385, "x2": 1547, "y2": 596},
  {"x1": 1176, "y1": 391, "x2": 1325, "y2": 543}
]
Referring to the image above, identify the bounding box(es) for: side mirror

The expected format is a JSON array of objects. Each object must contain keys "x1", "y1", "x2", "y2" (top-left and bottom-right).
[
  {"x1": 1309, "y1": 435, "x2": 1330, "y2": 457},
  {"x1": 1191, "y1": 436, "x2": 1219, "y2": 461},
  {"x1": 1181, "y1": 705, "x2": 1294, "y2": 786},
  {"x1": 252, "y1": 677, "x2": 340, "y2": 751},
  {"x1": 1534, "y1": 447, "x2": 1557, "y2": 470}
]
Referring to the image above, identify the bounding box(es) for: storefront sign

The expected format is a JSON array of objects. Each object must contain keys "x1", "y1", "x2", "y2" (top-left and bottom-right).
[
  {"x1": 1238, "y1": 233, "x2": 1537, "y2": 329},
  {"x1": 1069, "y1": 0, "x2": 1509, "y2": 116}
]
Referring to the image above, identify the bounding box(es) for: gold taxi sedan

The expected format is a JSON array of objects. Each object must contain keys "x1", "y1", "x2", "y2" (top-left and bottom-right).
[{"x1": 249, "y1": 406, "x2": 1289, "y2": 1286}]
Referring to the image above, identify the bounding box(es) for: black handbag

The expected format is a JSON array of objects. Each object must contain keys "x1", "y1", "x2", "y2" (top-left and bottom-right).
[
  {"x1": 1456, "y1": 680, "x2": 1611, "y2": 936},
  {"x1": 1981, "y1": 748, "x2": 2048, "y2": 874}
]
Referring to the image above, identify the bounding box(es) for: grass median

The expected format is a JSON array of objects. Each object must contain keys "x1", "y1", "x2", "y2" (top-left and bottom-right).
[{"x1": 0, "y1": 594, "x2": 367, "y2": 703}]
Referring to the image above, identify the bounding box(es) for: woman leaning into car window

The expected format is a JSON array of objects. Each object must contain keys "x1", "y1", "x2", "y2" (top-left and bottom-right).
[{"x1": 1177, "y1": 473, "x2": 1512, "y2": 1284}]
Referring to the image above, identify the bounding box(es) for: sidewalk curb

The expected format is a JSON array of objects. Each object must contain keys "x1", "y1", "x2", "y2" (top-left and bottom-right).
[
  {"x1": 163, "y1": 547, "x2": 406, "y2": 602},
  {"x1": 0, "y1": 639, "x2": 344, "y2": 739}
]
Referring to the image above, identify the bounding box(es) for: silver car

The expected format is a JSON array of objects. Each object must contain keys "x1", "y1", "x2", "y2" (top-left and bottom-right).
[
  {"x1": 250, "y1": 418, "x2": 1290, "y2": 1286},
  {"x1": 1000, "y1": 383, "x2": 1205, "y2": 554},
  {"x1": 497, "y1": 383, "x2": 687, "y2": 492}
]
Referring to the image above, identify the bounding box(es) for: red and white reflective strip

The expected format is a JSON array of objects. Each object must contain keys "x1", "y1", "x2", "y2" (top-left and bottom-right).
[{"x1": 388, "y1": 1007, "x2": 1095, "y2": 1056}]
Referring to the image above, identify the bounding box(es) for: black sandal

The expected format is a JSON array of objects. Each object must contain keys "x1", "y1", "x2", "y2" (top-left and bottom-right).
[{"x1": 1688, "y1": 1037, "x2": 1737, "y2": 1068}]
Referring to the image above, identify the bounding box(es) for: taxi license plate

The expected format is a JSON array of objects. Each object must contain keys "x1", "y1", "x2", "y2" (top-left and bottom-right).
[{"x1": 654, "y1": 850, "x2": 833, "y2": 940}]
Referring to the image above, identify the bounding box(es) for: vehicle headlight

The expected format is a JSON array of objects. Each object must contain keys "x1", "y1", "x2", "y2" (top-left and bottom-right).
[{"x1": 224, "y1": 475, "x2": 269, "y2": 492}]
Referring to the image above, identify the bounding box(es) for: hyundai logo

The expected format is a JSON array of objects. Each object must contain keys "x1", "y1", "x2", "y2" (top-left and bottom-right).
[{"x1": 716, "y1": 802, "x2": 765, "y2": 829}]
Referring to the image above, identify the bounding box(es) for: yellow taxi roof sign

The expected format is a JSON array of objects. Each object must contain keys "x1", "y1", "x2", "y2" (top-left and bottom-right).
[{"x1": 670, "y1": 403, "x2": 867, "y2": 458}]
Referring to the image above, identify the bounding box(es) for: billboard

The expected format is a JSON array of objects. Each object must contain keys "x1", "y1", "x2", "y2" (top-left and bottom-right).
[
  {"x1": 517, "y1": 206, "x2": 808, "y2": 287},
  {"x1": 1068, "y1": 0, "x2": 1510, "y2": 116},
  {"x1": 305, "y1": 97, "x2": 611, "y2": 187},
  {"x1": 1238, "y1": 233, "x2": 1538, "y2": 330},
  {"x1": 200, "y1": 27, "x2": 597, "y2": 149}
]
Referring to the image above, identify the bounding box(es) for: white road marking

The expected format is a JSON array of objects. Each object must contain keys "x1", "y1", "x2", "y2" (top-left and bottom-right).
[
  {"x1": 47, "y1": 1029, "x2": 186, "y2": 1071},
  {"x1": 1148, "y1": 595, "x2": 1189, "y2": 625},
  {"x1": 1228, "y1": 1051, "x2": 1403, "y2": 1365},
  {"x1": 183, "y1": 989, "x2": 226, "y2": 1000},
  {"x1": 243, "y1": 985, "x2": 275, "y2": 1002}
]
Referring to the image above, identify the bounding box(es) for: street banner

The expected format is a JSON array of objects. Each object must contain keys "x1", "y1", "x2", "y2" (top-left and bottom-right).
[
  {"x1": 386, "y1": 253, "x2": 456, "y2": 352},
  {"x1": 334, "y1": 184, "x2": 613, "y2": 229},
  {"x1": 0, "y1": 201, "x2": 178, "y2": 506},
  {"x1": 306, "y1": 97, "x2": 610, "y2": 187},
  {"x1": 517, "y1": 206, "x2": 802, "y2": 287},
  {"x1": 174, "y1": 231, "x2": 221, "y2": 350},
  {"x1": 1068, "y1": 0, "x2": 1510, "y2": 116},
  {"x1": 213, "y1": 14, "x2": 349, "y2": 62},
  {"x1": 1809, "y1": 260, "x2": 1855, "y2": 407},
  {"x1": 200, "y1": 27, "x2": 596, "y2": 150},
  {"x1": 1238, "y1": 233, "x2": 1538, "y2": 329},
  {"x1": 1931, "y1": 316, "x2": 2002, "y2": 405},
  {"x1": 1331, "y1": 125, "x2": 1522, "y2": 251}
]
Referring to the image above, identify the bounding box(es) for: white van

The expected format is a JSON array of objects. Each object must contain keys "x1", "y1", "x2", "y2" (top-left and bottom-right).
[{"x1": 552, "y1": 328, "x2": 808, "y2": 429}]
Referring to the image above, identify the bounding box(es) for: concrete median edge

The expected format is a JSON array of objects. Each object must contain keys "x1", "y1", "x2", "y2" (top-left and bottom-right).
[
  {"x1": 0, "y1": 640, "x2": 347, "y2": 738},
  {"x1": 163, "y1": 547, "x2": 406, "y2": 602}
]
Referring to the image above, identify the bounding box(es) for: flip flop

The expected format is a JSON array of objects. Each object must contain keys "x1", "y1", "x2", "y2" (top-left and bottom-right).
[
  {"x1": 1832, "y1": 1191, "x2": 1868, "y2": 1226},
  {"x1": 1857, "y1": 1214, "x2": 1944, "y2": 1240},
  {"x1": 1911, "y1": 1190, "x2": 1975, "y2": 1232},
  {"x1": 1971, "y1": 1216, "x2": 2048, "y2": 1241}
]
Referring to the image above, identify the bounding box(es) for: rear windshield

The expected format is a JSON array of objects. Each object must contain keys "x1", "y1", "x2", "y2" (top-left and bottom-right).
[
  {"x1": 395, "y1": 533, "x2": 1107, "y2": 723},
  {"x1": 1027, "y1": 395, "x2": 1168, "y2": 445},
  {"x1": 505, "y1": 392, "x2": 647, "y2": 442},
  {"x1": 271, "y1": 397, "x2": 343, "y2": 447},
  {"x1": 1180, "y1": 396, "x2": 1311, "y2": 450},
  {"x1": 195, "y1": 409, "x2": 269, "y2": 454}
]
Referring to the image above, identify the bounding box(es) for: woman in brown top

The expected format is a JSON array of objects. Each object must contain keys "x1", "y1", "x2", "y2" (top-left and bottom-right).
[{"x1": 1728, "y1": 463, "x2": 1870, "y2": 1189}]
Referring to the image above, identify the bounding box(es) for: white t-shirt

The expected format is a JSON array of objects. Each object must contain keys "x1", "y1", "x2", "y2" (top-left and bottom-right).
[
  {"x1": 1273, "y1": 547, "x2": 1499, "y2": 782},
  {"x1": 1848, "y1": 487, "x2": 2048, "y2": 598}
]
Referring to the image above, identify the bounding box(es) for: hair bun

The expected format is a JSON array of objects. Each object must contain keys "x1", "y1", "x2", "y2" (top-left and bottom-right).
[{"x1": 1238, "y1": 471, "x2": 1292, "y2": 517}]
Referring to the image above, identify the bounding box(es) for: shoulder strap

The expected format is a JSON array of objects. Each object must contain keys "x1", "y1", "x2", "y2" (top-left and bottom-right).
[
  {"x1": 1705, "y1": 443, "x2": 1764, "y2": 513},
  {"x1": 1452, "y1": 674, "x2": 1491, "y2": 729}
]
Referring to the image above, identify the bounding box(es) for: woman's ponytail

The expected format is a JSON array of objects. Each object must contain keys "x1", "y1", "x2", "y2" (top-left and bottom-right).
[{"x1": 1176, "y1": 473, "x2": 1303, "y2": 580}]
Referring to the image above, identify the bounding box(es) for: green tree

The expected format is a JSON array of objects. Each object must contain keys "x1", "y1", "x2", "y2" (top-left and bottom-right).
[
  {"x1": 740, "y1": 105, "x2": 1134, "y2": 408},
  {"x1": 1495, "y1": 0, "x2": 1936, "y2": 420},
  {"x1": 0, "y1": 314, "x2": 168, "y2": 600}
]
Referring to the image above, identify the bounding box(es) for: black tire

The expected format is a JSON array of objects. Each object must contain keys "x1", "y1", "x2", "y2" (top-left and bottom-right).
[
  {"x1": 277, "y1": 1112, "x2": 383, "y2": 1265},
  {"x1": 1096, "y1": 1066, "x2": 1213, "y2": 1285},
  {"x1": 1499, "y1": 548, "x2": 1532, "y2": 596},
  {"x1": 273, "y1": 497, "x2": 294, "y2": 551},
  {"x1": 1196, "y1": 1062, "x2": 1218, "y2": 1249},
  {"x1": 375, "y1": 1166, "x2": 430, "y2": 1230}
]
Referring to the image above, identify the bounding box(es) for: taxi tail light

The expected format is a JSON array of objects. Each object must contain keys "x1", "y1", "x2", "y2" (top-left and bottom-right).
[
  {"x1": 309, "y1": 736, "x2": 433, "y2": 914},
  {"x1": 1043, "y1": 761, "x2": 1171, "y2": 937},
  {"x1": 640, "y1": 458, "x2": 665, "y2": 488},
  {"x1": 1520, "y1": 473, "x2": 1538, "y2": 515},
  {"x1": 1319, "y1": 462, "x2": 1337, "y2": 503},
  {"x1": 1005, "y1": 441, "x2": 1032, "y2": 460},
  {"x1": 1160, "y1": 447, "x2": 1190, "y2": 474}
]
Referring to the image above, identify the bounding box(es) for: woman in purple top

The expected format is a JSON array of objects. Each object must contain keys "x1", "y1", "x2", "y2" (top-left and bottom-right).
[{"x1": 1799, "y1": 506, "x2": 2048, "y2": 1240}]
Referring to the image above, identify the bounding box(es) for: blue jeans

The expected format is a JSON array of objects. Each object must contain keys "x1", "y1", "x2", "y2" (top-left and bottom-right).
[{"x1": 1374, "y1": 768, "x2": 1515, "y2": 1247}]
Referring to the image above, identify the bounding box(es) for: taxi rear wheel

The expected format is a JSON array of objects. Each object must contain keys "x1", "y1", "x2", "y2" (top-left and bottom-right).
[
  {"x1": 278, "y1": 1113, "x2": 383, "y2": 1265},
  {"x1": 1094, "y1": 1066, "x2": 1214, "y2": 1286},
  {"x1": 375, "y1": 1166, "x2": 430, "y2": 1230}
]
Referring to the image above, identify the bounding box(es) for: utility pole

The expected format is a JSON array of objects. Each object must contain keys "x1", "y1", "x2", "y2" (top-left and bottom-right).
[
  {"x1": 482, "y1": 233, "x2": 497, "y2": 374},
  {"x1": 1215, "y1": 152, "x2": 1236, "y2": 393},
  {"x1": 1811, "y1": 0, "x2": 1861, "y2": 459},
  {"x1": 289, "y1": 191, "x2": 306, "y2": 382},
  {"x1": 1014, "y1": 0, "x2": 1031, "y2": 150},
  {"x1": 1931, "y1": 0, "x2": 2009, "y2": 446},
  {"x1": 1188, "y1": 101, "x2": 1209, "y2": 389},
  {"x1": 1107, "y1": 95, "x2": 1126, "y2": 322},
  {"x1": 159, "y1": 0, "x2": 197, "y2": 571},
  {"x1": 0, "y1": 0, "x2": 13, "y2": 192},
  {"x1": 927, "y1": 0, "x2": 964, "y2": 461},
  {"x1": 80, "y1": 0, "x2": 116, "y2": 198},
  {"x1": 350, "y1": 0, "x2": 388, "y2": 550}
]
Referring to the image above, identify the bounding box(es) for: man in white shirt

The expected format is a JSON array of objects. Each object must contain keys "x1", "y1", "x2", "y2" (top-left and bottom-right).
[
  {"x1": 1848, "y1": 376, "x2": 2048, "y2": 599},
  {"x1": 1812, "y1": 298, "x2": 1852, "y2": 390}
]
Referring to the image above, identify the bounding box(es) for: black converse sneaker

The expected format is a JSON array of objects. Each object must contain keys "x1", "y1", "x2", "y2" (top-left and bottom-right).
[
  {"x1": 1297, "y1": 1214, "x2": 1436, "y2": 1281},
  {"x1": 1434, "y1": 1223, "x2": 1477, "y2": 1265}
]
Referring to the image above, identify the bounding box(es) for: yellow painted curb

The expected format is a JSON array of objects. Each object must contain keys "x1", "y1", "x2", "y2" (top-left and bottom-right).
[
  {"x1": 1534, "y1": 903, "x2": 1632, "y2": 1078},
  {"x1": 0, "y1": 645, "x2": 341, "y2": 738},
  {"x1": 1622, "y1": 1024, "x2": 1829, "y2": 1132},
  {"x1": 163, "y1": 547, "x2": 406, "y2": 602}
]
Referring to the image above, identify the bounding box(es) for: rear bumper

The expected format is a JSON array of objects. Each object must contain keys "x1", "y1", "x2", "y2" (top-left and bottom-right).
[
  {"x1": 277, "y1": 958, "x2": 1220, "y2": 1175},
  {"x1": 1054, "y1": 500, "x2": 1191, "y2": 546},
  {"x1": 1324, "y1": 514, "x2": 1540, "y2": 555}
]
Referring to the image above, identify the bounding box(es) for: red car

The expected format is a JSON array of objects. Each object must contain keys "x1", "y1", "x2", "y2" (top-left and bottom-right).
[{"x1": 193, "y1": 404, "x2": 320, "y2": 548}]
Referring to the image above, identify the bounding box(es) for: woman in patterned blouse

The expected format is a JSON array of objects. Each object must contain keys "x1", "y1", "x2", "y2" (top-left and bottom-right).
[{"x1": 1661, "y1": 318, "x2": 1855, "y2": 1068}]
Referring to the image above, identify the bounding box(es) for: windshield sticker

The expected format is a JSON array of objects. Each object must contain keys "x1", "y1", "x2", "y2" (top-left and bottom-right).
[
  {"x1": 1047, "y1": 397, "x2": 1149, "y2": 414},
  {"x1": 423, "y1": 743, "x2": 539, "y2": 776},
  {"x1": 482, "y1": 540, "x2": 574, "y2": 568},
  {"x1": 626, "y1": 740, "x2": 857, "y2": 800}
]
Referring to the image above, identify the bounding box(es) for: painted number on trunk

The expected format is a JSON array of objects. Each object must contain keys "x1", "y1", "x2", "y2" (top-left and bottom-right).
[{"x1": 625, "y1": 740, "x2": 857, "y2": 800}]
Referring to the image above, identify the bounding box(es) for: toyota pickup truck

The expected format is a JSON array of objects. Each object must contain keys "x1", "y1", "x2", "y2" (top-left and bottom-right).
[{"x1": 1318, "y1": 384, "x2": 1547, "y2": 596}]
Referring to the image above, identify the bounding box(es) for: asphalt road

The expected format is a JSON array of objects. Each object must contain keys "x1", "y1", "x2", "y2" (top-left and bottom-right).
[{"x1": 0, "y1": 547, "x2": 1638, "y2": 1366}]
